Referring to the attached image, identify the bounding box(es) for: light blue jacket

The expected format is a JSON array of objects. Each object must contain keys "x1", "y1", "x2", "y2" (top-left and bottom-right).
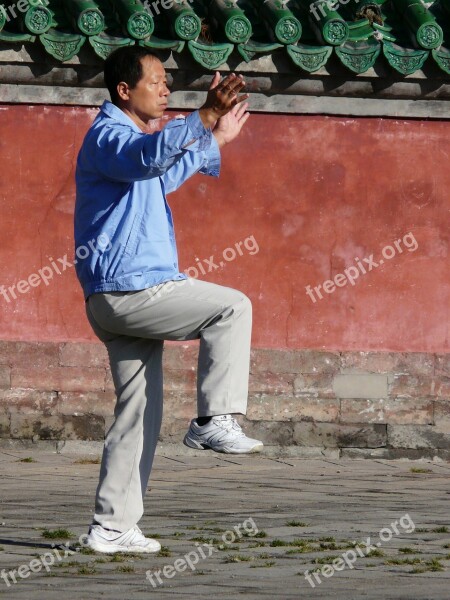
[{"x1": 74, "y1": 100, "x2": 221, "y2": 299}]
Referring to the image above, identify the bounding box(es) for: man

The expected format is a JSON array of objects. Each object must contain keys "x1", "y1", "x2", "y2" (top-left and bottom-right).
[{"x1": 74, "y1": 46, "x2": 263, "y2": 554}]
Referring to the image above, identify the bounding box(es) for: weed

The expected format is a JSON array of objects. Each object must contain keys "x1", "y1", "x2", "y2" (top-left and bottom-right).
[
  {"x1": 366, "y1": 549, "x2": 384, "y2": 558},
  {"x1": 74, "y1": 457, "x2": 101, "y2": 465},
  {"x1": 109, "y1": 554, "x2": 126, "y2": 563},
  {"x1": 77, "y1": 564, "x2": 97, "y2": 575},
  {"x1": 411, "y1": 558, "x2": 444, "y2": 573},
  {"x1": 270, "y1": 539, "x2": 289, "y2": 547},
  {"x1": 253, "y1": 531, "x2": 267, "y2": 538},
  {"x1": 189, "y1": 536, "x2": 215, "y2": 544},
  {"x1": 42, "y1": 529, "x2": 75, "y2": 540},
  {"x1": 313, "y1": 555, "x2": 340, "y2": 565},
  {"x1": 79, "y1": 547, "x2": 95, "y2": 555},
  {"x1": 398, "y1": 547, "x2": 421, "y2": 554},
  {"x1": 319, "y1": 542, "x2": 338, "y2": 550},
  {"x1": 286, "y1": 521, "x2": 308, "y2": 527},
  {"x1": 18, "y1": 457, "x2": 35, "y2": 463},
  {"x1": 385, "y1": 558, "x2": 423, "y2": 566},
  {"x1": 117, "y1": 565, "x2": 135, "y2": 573},
  {"x1": 223, "y1": 554, "x2": 253, "y2": 563},
  {"x1": 157, "y1": 546, "x2": 171, "y2": 558}
]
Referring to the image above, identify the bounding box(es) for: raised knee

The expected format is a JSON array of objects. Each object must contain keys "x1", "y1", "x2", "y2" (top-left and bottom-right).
[{"x1": 234, "y1": 292, "x2": 252, "y2": 317}]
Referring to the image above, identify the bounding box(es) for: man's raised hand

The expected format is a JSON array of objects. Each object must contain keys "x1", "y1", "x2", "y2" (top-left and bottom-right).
[
  {"x1": 212, "y1": 102, "x2": 250, "y2": 148},
  {"x1": 199, "y1": 72, "x2": 249, "y2": 129}
]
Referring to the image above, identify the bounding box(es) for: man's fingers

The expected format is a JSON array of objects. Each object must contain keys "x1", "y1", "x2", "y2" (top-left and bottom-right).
[
  {"x1": 233, "y1": 93, "x2": 250, "y2": 105},
  {"x1": 218, "y1": 73, "x2": 245, "y2": 94},
  {"x1": 210, "y1": 71, "x2": 221, "y2": 90},
  {"x1": 234, "y1": 101, "x2": 249, "y2": 117},
  {"x1": 239, "y1": 112, "x2": 250, "y2": 126}
]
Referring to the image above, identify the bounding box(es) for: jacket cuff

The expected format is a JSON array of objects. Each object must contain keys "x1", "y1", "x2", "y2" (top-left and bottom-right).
[
  {"x1": 199, "y1": 132, "x2": 221, "y2": 177},
  {"x1": 184, "y1": 111, "x2": 212, "y2": 152}
]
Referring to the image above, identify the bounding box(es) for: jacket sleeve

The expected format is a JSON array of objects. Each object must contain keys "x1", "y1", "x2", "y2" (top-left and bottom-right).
[
  {"x1": 89, "y1": 111, "x2": 212, "y2": 183},
  {"x1": 162, "y1": 132, "x2": 221, "y2": 194}
]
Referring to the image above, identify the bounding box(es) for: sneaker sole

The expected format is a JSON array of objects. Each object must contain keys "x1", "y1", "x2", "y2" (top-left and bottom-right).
[
  {"x1": 183, "y1": 435, "x2": 263, "y2": 454},
  {"x1": 86, "y1": 539, "x2": 161, "y2": 554}
]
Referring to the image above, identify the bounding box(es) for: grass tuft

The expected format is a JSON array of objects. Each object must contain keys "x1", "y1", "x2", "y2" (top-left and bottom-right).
[
  {"x1": 42, "y1": 529, "x2": 75, "y2": 540},
  {"x1": 117, "y1": 565, "x2": 135, "y2": 573},
  {"x1": 77, "y1": 563, "x2": 97, "y2": 575},
  {"x1": 410, "y1": 467, "x2": 433, "y2": 474},
  {"x1": 398, "y1": 547, "x2": 421, "y2": 554},
  {"x1": 313, "y1": 555, "x2": 340, "y2": 565},
  {"x1": 74, "y1": 457, "x2": 101, "y2": 465},
  {"x1": 366, "y1": 549, "x2": 384, "y2": 558},
  {"x1": 223, "y1": 554, "x2": 253, "y2": 563},
  {"x1": 78, "y1": 547, "x2": 95, "y2": 555},
  {"x1": 253, "y1": 531, "x2": 267, "y2": 538},
  {"x1": 157, "y1": 546, "x2": 172, "y2": 558}
]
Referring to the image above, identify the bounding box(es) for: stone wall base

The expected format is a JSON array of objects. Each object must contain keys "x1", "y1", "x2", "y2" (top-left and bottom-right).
[{"x1": 0, "y1": 341, "x2": 449, "y2": 458}]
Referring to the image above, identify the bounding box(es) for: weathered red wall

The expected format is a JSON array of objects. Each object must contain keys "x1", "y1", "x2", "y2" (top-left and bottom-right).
[{"x1": 0, "y1": 104, "x2": 448, "y2": 351}]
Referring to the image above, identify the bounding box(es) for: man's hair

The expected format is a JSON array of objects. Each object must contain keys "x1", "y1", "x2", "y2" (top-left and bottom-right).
[{"x1": 104, "y1": 46, "x2": 160, "y2": 106}]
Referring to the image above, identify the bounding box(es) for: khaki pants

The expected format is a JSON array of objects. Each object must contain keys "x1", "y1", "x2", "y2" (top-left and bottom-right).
[{"x1": 84, "y1": 278, "x2": 252, "y2": 532}]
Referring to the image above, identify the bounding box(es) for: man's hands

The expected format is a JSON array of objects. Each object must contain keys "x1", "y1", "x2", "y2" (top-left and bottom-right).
[
  {"x1": 212, "y1": 102, "x2": 250, "y2": 148},
  {"x1": 199, "y1": 71, "x2": 249, "y2": 130}
]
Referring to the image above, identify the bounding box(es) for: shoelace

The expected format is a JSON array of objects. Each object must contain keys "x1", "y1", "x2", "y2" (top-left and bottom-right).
[{"x1": 214, "y1": 416, "x2": 244, "y2": 436}]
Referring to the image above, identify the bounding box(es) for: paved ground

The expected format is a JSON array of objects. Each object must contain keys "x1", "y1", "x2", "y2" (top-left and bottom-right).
[{"x1": 1, "y1": 445, "x2": 450, "y2": 600}]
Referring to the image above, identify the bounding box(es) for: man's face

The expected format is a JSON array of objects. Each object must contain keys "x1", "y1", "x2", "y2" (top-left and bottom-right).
[{"x1": 120, "y1": 55, "x2": 170, "y2": 122}]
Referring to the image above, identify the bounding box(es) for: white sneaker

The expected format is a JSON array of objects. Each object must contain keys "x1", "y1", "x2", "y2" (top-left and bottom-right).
[
  {"x1": 85, "y1": 524, "x2": 161, "y2": 554},
  {"x1": 183, "y1": 415, "x2": 264, "y2": 454}
]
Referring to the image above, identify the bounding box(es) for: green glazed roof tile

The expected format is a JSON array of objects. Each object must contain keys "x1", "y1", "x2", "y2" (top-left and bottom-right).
[
  {"x1": 89, "y1": 32, "x2": 134, "y2": 59},
  {"x1": 382, "y1": 38, "x2": 429, "y2": 73},
  {"x1": 140, "y1": 35, "x2": 185, "y2": 50},
  {"x1": 432, "y1": 45, "x2": 450, "y2": 73},
  {"x1": 0, "y1": 0, "x2": 449, "y2": 73},
  {"x1": 286, "y1": 41, "x2": 332, "y2": 71},
  {"x1": 237, "y1": 39, "x2": 283, "y2": 61},
  {"x1": 335, "y1": 37, "x2": 381, "y2": 72},
  {"x1": 40, "y1": 29, "x2": 86, "y2": 60},
  {"x1": 187, "y1": 38, "x2": 234, "y2": 68}
]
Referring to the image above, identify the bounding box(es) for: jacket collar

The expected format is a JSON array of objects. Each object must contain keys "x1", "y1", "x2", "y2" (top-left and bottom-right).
[{"x1": 100, "y1": 100, "x2": 142, "y2": 133}]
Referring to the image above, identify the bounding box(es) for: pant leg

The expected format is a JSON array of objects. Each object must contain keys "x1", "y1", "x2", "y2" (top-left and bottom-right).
[{"x1": 85, "y1": 302, "x2": 164, "y2": 532}]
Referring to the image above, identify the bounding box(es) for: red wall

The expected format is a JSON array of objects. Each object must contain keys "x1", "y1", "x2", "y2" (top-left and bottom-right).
[{"x1": 0, "y1": 104, "x2": 448, "y2": 351}]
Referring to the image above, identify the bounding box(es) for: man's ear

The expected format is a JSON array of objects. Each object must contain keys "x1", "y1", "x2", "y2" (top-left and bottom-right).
[{"x1": 116, "y1": 82, "x2": 130, "y2": 101}]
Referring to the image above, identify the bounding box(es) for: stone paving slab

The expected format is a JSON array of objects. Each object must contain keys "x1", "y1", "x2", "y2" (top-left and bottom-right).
[{"x1": 1, "y1": 449, "x2": 450, "y2": 599}]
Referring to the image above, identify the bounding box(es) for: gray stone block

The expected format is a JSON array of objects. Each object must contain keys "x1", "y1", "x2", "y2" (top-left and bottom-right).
[
  {"x1": 387, "y1": 424, "x2": 450, "y2": 449},
  {"x1": 10, "y1": 413, "x2": 104, "y2": 441},
  {"x1": 333, "y1": 373, "x2": 388, "y2": 398},
  {"x1": 293, "y1": 422, "x2": 387, "y2": 448}
]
